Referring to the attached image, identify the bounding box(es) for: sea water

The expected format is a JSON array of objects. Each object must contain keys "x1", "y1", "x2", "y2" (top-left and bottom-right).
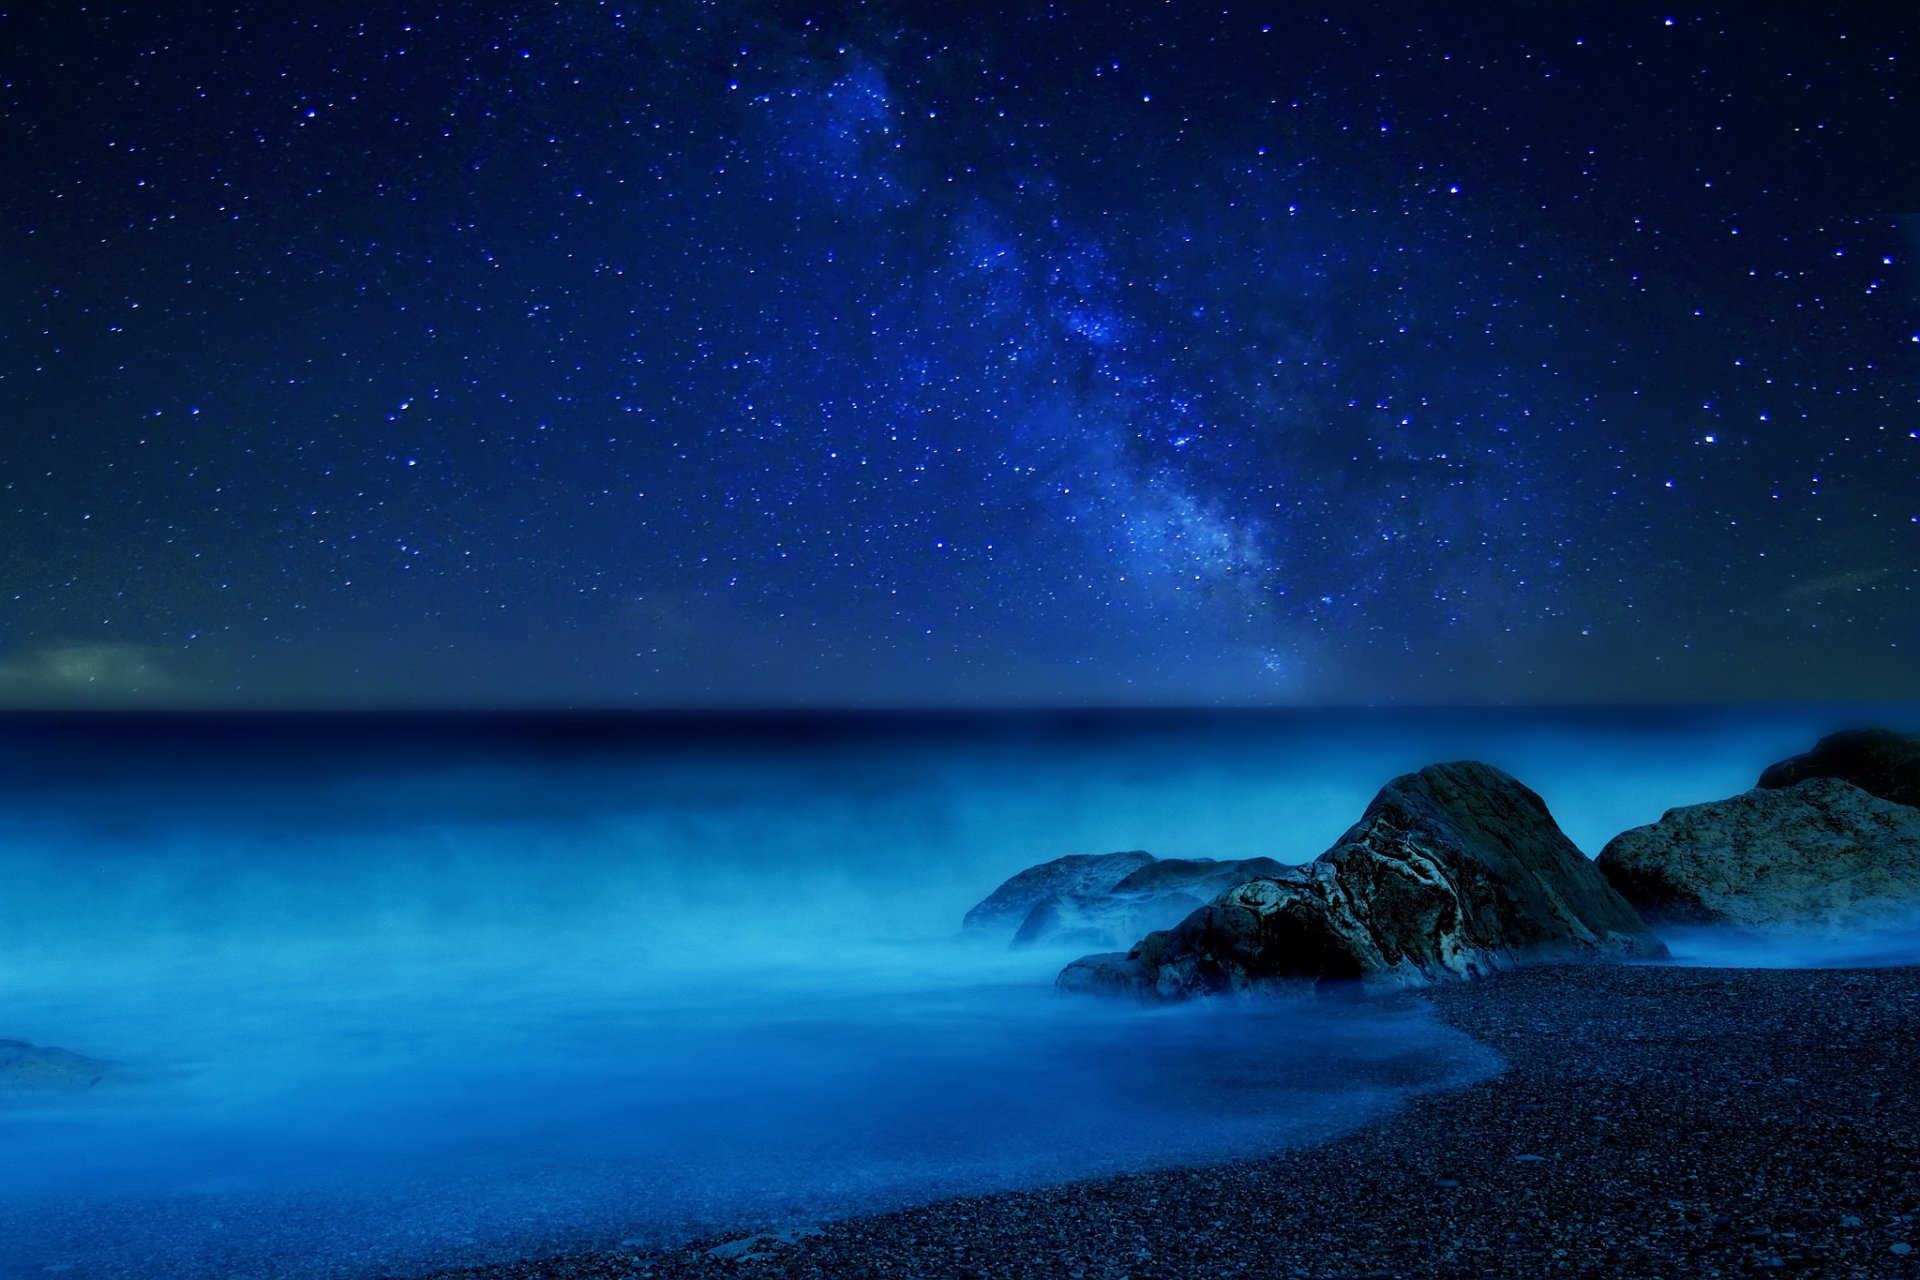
[{"x1": 0, "y1": 707, "x2": 1902, "y2": 1278}]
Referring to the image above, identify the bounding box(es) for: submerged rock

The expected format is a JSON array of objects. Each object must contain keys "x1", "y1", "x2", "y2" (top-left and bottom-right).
[
  {"x1": 965, "y1": 850, "x2": 1289, "y2": 949},
  {"x1": 1596, "y1": 777, "x2": 1920, "y2": 928},
  {"x1": 1758, "y1": 728, "x2": 1920, "y2": 810},
  {"x1": 0, "y1": 1040, "x2": 110, "y2": 1091},
  {"x1": 1059, "y1": 762, "x2": 1666, "y2": 1001}
]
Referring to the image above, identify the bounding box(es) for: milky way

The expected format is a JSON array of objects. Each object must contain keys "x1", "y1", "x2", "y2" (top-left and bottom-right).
[{"x1": 1, "y1": 3, "x2": 1913, "y2": 705}]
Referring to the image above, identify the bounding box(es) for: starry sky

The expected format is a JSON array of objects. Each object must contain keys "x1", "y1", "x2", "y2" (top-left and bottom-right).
[{"x1": 1, "y1": 2, "x2": 1914, "y2": 708}]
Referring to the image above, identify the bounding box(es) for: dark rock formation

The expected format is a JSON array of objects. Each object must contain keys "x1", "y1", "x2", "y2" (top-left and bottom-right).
[
  {"x1": 1758, "y1": 728, "x2": 1920, "y2": 809},
  {"x1": 962, "y1": 850, "x2": 1156, "y2": 939},
  {"x1": 1009, "y1": 856, "x2": 1291, "y2": 950},
  {"x1": 1596, "y1": 777, "x2": 1920, "y2": 928},
  {"x1": 966, "y1": 850, "x2": 1291, "y2": 950},
  {"x1": 0, "y1": 1039, "x2": 110, "y2": 1090},
  {"x1": 1059, "y1": 762, "x2": 1666, "y2": 1000}
]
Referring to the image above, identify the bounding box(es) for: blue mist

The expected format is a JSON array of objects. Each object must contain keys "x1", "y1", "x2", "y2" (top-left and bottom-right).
[{"x1": 0, "y1": 707, "x2": 1906, "y2": 1279}]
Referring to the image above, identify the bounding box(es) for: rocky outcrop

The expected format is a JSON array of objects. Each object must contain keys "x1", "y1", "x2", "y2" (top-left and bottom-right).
[
  {"x1": 0, "y1": 1039, "x2": 110, "y2": 1091},
  {"x1": 1009, "y1": 856, "x2": 1291, "y2": 949},
  {"x1": 963, "y1": 851, "x2": 1156, "y2": 939},
  {"x1": 1758, "y1": 728, "x2": 1920, "y2": 810},
  {"x1": 1596, "y1": 777, "x2": 1920, "y2": 929},
  {"x1": 1059, "y1": 762, "x2": 1666, "y2": 1001},
  {"x1": 966, "y1": 850, "x2": 1290, "y2": 949}
]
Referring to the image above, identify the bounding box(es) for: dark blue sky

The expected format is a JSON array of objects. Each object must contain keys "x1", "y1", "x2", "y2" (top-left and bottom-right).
[{"x1": 1, "y1": 2, "x2": 1914, "y2": 706}]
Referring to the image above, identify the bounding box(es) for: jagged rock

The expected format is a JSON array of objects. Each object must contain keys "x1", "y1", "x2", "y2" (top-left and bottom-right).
[
  {"x1": 964, "y1": 851, "x2": 1291, "y2": 949},
  {"x1": 0, "y1": 1040, "x2": 110, "y2": 1091},
  {"x1": 1008, "y1": 856, "x2": 1291, "y2": 949},
  {"x1": 1596, "y1": 777, "x2": 1920, "y2": 928},
  {"x1": 1758, "y1": 728, "x2": 1920, "y2": 809},
  {"x1": 1109, "y1": 857, "x2": 1292, "y2": 898},
  {"x1": 1058, "y1": 762, "x2": 1666, "y2": 1001},
  {"x1": 962, "y1": 851, "x2": 1156, "y2": 939}
]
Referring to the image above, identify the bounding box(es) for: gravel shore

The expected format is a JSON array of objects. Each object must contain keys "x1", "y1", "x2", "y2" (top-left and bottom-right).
[{"x1": 424, "y1": 964, "x2": 1920, "y2": 1280}]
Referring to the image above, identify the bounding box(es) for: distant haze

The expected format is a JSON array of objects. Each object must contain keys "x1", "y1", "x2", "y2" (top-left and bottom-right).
[{"x1": 2, "y1": 708, "x2": 1915, "y2": 1277}]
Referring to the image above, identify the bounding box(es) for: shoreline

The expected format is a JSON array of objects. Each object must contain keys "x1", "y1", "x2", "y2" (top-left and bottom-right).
[{"x1": 425, "y1": 962, "x2": 1920, "y2": 1280}]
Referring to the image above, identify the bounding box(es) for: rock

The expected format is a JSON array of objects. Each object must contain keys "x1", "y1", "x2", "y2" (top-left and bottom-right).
[
  {"x1": 1595, "y1": 777, "x2": 1920, "y2": 928},
  {"x1": 1108, "y1": 856, "x2": 1291, "y2": 898},
  {"x1": 1058, "y1": 762, "x2": 1666, "y2": 1001},
  {"x1": 1008, "y1": 856, "x2": 1291, "y2": 949},
  {"x1": 704, "y1": 1234, "x2": 793, "y2": 1262},
  {"x1": 1758, "y1": 728, "x2": 1920, "y2": 809},
  {"x1": 962, "y1": 851, "x2": 1155, "y2": 938},
  {"x1": 1057, "y1": 950, "x2": 1154, "y2": 996},
  {"x1": 965, "y1": 850, "x2": 1289, "y2": 949},
  {"x1": 0, "y1": 1040, "x2": 110, "y2": 1091}
]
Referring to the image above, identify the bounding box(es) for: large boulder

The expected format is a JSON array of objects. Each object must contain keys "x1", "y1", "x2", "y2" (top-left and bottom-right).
[
  {"x1": 1059, "y1": 762, "x2": 1666, "y2": 1000},
  {"x1": 1008, "y1": 856, "x2": 1291, "y2": 949},
  {"x1": 962, "y1": 851, "x2": 1156, "y2": 939},
  {"x1": 1758, "y1": 728, "x2": 1920, "y2": 809},
  {"x1": 1596, "y1": 777, "x2": 1920, "y2": 928},
  {"x1": 965, "y1": 850, "x2": 1290, "y2": 949},
  {"x1": 0, "y1": 1040, "x2": 110, "y2": 1091}
]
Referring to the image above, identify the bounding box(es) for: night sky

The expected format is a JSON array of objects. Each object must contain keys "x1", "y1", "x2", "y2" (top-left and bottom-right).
[{"x1": 1, "y1": 3, "x2": 1914, "y2": 708}]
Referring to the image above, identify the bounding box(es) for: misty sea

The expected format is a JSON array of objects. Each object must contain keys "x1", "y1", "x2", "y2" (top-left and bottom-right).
[{"x1": 0, "y1": 707, "x2": 1911, "y2": 1280}]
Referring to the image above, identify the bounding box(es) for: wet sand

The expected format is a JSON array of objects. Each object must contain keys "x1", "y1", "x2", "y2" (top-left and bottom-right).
[{"x1": 424, "y1": 964, "x2": 1920, "y2": 1280}]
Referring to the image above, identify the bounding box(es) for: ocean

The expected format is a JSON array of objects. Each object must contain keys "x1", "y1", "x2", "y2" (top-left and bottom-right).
[{"x1": 0, "y1": 707, "x2": 1907, "y2": 1279}]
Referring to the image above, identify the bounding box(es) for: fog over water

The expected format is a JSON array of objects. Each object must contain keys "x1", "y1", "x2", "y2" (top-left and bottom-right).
[{"x1": 0, "y1": 709, "x2": 1907, "y2": 1279}]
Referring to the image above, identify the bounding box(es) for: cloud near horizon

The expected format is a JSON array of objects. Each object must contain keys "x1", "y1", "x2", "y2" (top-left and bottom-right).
[{"x1": 0, "y1": 642, "x2": 189, "y2": 706}]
